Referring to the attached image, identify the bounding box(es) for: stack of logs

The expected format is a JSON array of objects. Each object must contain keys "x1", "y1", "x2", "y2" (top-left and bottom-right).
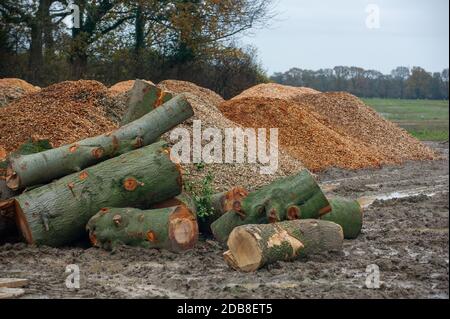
[{"x1": 0, "y1": 80, "x2": 363, "y2": 272}]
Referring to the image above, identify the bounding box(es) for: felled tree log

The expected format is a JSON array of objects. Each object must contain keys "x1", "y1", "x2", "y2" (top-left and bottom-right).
[
  {"x1": 120, "y1": 80, "x2": 173, "y2": 125},
  {"x1": 86, "y1": 206, "x2": 198, "y2": 252},
  {"x1": 1, "y1": 139, "x2": 53, "y2": 241},
  {"x1": 321, "y1": 197, "x2": 363, "y2": 239},
  {"x1": 6, "y1": 95, "x2": 193, "y2": 190},
  {"x1": 13, "y1": 141, "x2": 182, "y2": 247},
  {"x1": 224, "y1": 219, "x2": 344, "y2": 272},
  {"x1": 211, "y1": 170, "x2": 330, "y2": 243}
]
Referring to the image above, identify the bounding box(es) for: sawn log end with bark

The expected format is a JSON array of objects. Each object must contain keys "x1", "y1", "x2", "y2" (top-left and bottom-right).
[
  {"x1": 86, "y1": 206, "x2": 198, "y2": 252},
  {"x1": 224, "y1": 219, "x2": 344, "y2": 272}
]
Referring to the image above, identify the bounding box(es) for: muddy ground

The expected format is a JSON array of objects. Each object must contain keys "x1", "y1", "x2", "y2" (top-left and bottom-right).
[{"x1": 0, "y1": 142, "x2": 448, "y2": 299}]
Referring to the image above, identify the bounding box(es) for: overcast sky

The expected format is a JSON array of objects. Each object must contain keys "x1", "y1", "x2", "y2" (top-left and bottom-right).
[{"x1": 242, "y1": 0, "x2": 449, "y2": 75}]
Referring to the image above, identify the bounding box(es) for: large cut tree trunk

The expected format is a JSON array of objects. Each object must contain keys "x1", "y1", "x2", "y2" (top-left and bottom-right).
[
  {"x1": 12, "y1": 141, "x2": 182, "y2": 247},
  {"x1": 224, "y1": 219, "x2": 344, "y2": 272},
  {"x1": 211, "y1": 170, "x2": 330, "y2": 243},
  {"x1": 6, "y1": 95, "x2": 193, "y2": 190},
  {"x1": 321, "y1": 197, "x2": 363, "y2": 239},
  {"x1": 86, "y1": 206, "x2": 198, "y2": 252},
  {"x1": 121, "y1": 80, "x2": 173, "y2": 126}
]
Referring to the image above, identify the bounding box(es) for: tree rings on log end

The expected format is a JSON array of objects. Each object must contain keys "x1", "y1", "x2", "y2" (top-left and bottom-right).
[
  {"x1": 168, "y1": 206, "x2": 198, "y2": 252},
  {"x1": 225, "y1": 227, "x2": 262, "y2": 272},
  {"x1": 5, "y1": 166, "x2": 20, "y2": 191}
]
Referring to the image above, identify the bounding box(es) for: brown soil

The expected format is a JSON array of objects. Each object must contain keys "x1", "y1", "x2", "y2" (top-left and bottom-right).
[
  {"x1": 0, "y1": 80, "x2": 117, "y2": 153},
  {"x1": 0, "y1": 142, "x2": 447, "y2": 299}
]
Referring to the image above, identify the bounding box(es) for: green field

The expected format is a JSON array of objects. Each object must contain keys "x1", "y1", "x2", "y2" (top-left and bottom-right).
[{"x1": 362, "y1": 98, "x2": 449, "y2": 141}]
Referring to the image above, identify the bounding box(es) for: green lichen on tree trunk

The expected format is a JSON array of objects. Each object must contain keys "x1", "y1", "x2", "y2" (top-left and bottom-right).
[
  {"x1": 86, "y1": 206, "x2": 198, "y2": 252},
  {"x1": 211, "y1": 170, "x2": 330, "y2": 243},
  {"x1": 224, "y1": 219, "x2": 344, "y2": 272},
  {"x1": 120, "y1": 80, "x2": 173, "y2": 125},
  {"x1": 321, "y1": 197, "x2": 363, "y2": 239},
  {"x1": 13, "y1": 141, "x2": 182, "y2": 247},
  {"x1": 6, "y1": 95, "x2": 193, "y2": 190}
]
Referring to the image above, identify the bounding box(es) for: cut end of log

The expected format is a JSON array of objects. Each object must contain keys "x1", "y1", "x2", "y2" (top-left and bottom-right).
[
  {"x1": 168, "y1": 206, "x2": 199, "y2": 252},
  {"x1": 5, "y1": 166, "x2": 20, "y2": 191},
  {"x1": 13, "y1": 200, "x2": 33, "y2": 244},
  {"x1": 225, "y1": 227, "x2": 262, "y2": 272},
  {"x1": 222, "y1": 187, "x2": 249, "y2": 213},
  {"x1": 155, "y1": 89, "x2": 166, "y2": 107},
  {"x1": 287, "y1": 205, "x2": 301, "y2": 220}
]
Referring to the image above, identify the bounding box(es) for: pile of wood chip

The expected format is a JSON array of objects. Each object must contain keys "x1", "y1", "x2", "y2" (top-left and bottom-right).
[
  {"x1": 220, "y1": 88, "x2": 438, "y2": 171},
  {"x1": 158, "y1": 80, "x2": 305, "y2": 192},
  {"x1": 0, "y1": 78, "x2": 41, "y2": 107},
  {"x1": 231, "y1": 83, "x2": 320, "y2": 101},
  {"x1": 294, "y1": 92, "x2": 438, "y2": 163},
  {"x1": 0, "y1": 80, "x2": 117, "y2": 153},
  {"x1": 108, "y1": 80, "x2": 155, "y2": 97}
]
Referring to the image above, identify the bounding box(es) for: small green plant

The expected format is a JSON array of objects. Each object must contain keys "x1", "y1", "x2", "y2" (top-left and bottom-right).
[
  {"x1": 183, "y1": 170, "x2": 215, "y2": 220},
  {"x1": 194, "y1": 162, "x2": 206, "y2": 171}
]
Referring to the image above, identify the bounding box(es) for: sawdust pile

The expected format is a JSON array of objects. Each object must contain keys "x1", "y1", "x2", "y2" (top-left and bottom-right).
[
  {"x1": 294, "y1": 93, "x2": 437, "y2": 164},
  {"x1": 108, "y1": 80, "x2": 155, "y2": 96},
  {"x1": 232, "y1": 83, "x2": 320, "y2": 101},
  {"x1": 220, "y1": 91, "x2": 438, "y2": 171},
  {"x1": 0, "y1": 80, "x2": 117, "y2": 153},
  {"x1": 158, "y1": 80, "x2": 305, "y2": 192},
  {"x1": 0, "y1": 78, "x2": 41, "y2": 107}
]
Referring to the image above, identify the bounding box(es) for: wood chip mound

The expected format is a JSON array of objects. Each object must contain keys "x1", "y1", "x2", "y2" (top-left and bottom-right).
[
  {"x1": 158, "y1": 80, "x2": 305, "y2": 192},
  {"x1": 0, "y1": 78, "x2": 41, "y2": 107},
  {"x1": 108, "y1": 80, "x2": 155, "y2": 97},
  {"x1": 294, "y1": 92, "x2": 438, "y2": 164},
  {"x1": 220, "y1": 91, "x2": 439, "y2": 172},
  {"x1": 231, "y1": 83, "x2": 320, "y2": 101},
  {"x1": 0, "y1": 80, "x2": 117, "y2": 153}
]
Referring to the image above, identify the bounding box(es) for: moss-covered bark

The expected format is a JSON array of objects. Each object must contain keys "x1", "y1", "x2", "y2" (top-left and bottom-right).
[
  {"x1": 224, "y1": 219, "x2": 344, "y2": 272},
  {"x1": 13, "y1": 141, "x2": 182, "y2": 247},
  {"x1": 211, "y1": 170, "x2": 330, "y2": 243},
  {"x1": 120, "y1": 80, "x2": 173, "y2": 125},
  {"x1": 6, "y1": 95, "x2": 192, "y2": 190},
  {"x1": 321, "y1": 197, "x2": 363, "y2": 239},
  {"x1": 86, "y1": 206, "x2": 198, "y2": 252}
]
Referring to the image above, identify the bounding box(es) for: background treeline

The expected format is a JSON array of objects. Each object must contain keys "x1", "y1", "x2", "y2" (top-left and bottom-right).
[
  {"x1": 271, "y1": 66, "x2": 449, "y2": 100},
  {"x1": 0, "y1": 0, "x2": 272, "y2": 99}
]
